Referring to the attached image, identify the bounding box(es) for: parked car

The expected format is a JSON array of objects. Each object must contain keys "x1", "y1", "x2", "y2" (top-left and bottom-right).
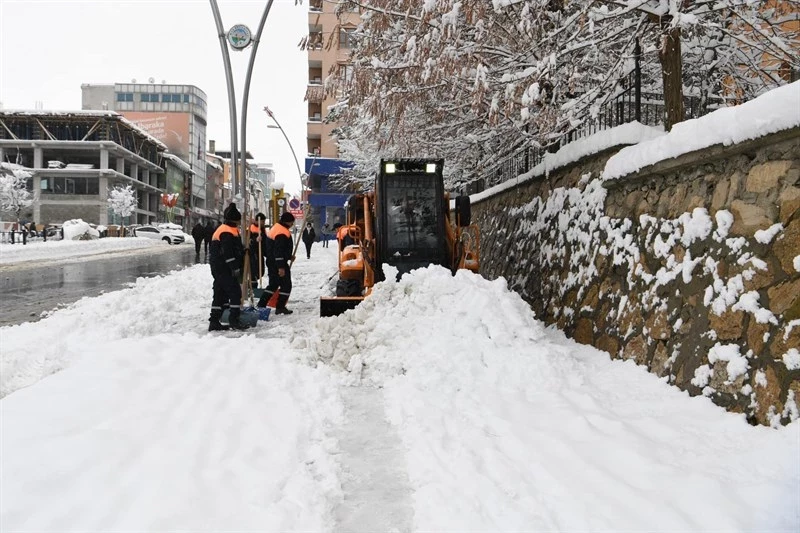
[{"x1": 133, "y1": 225, "x2": 185, "y2": 245}]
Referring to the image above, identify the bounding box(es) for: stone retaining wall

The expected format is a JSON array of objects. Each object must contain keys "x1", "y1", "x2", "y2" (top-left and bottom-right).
[{"x1": 473, "y1": 128, "x2": 800, "y2": 426}]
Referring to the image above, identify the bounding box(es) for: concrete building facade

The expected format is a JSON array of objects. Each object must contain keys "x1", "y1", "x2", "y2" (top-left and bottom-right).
[
  {"x1": 0, "y1": 110, "x2": 167, "y2": 226},
  {"x1": 81, "y1": 82, "x2": 209, "y2": 220}
]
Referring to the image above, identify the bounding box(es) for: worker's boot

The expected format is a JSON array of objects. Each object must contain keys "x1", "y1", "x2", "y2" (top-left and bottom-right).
[
  {"x1": 208, "y1": 308, "x2": 230, "y2": 331},
  {"x1": 228, "y1": 308, "x2": 251, "y2": 330},
  {"x1": 275, "y1": 294, "x2": 293, "y2": 315}
]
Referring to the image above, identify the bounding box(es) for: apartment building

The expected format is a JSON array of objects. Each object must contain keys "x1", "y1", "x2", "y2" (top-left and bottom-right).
[
  {"x1": 81, "y1": 82, "x2": 210, "y2": 223},
  {"x1": 304, "y1": 0, "x2": 359, "y2": 226}
]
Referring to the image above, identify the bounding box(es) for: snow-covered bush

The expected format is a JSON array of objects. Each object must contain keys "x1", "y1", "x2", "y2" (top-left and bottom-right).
[{"x1": 0, "y1": 163, "x2": 34, "y2": 221}]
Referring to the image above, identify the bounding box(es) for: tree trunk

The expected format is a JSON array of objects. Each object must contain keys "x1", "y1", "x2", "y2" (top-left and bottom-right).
[{"x1": 658, "y1": 25, "x2": 685, "y2": 131}]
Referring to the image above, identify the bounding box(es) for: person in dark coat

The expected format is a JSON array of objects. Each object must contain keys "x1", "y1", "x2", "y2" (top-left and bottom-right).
[
  {"x1": 191, "y1": 222, "x2": 205, "y2": 256},
  {"x1": 302, "y1": 222, "x2": 316, "y2": 259},
  {"x1": 203, "y1": 220, "x2": 215, "y2": 255},
  {"x1": 257, "y1": 211, "x2": 295, "y2": 314},
  {"x1": 248, "y1": 212, "x2": 268, "y2": 290},
  {"x1": 208, "y1": 203, "x2": 249, "y2": 331}
]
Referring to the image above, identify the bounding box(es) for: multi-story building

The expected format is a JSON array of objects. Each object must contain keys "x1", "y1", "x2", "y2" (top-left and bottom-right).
[
  {"x1": 0, "y1": 110, "x2": 167, "y2": 225},
  {"x1": 81, "y1": 82, "x2": 209, "y2": 223},
  {"x1": 304, "y1": 0, "x2": 359, "y2": 226},
  {"x1": 205, "y1": 151, "x2": 226, "y2": 221}
]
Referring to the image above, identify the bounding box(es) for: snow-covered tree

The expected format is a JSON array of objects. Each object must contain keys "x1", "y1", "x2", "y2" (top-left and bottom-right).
[
  {"x1": 0, "y1": 163, "x2": 34, "y2": 222},
  {"x1": 327, "y1": 0, "x2": 799, "y2": 188},
  {"x1": 107, "y1": 184, "x2": 137, "y2": 232}
]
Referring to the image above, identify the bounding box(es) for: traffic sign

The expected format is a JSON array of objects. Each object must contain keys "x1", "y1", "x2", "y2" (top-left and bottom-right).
[
  {"x1": 288, "y1": 198, "x2": 301, "y2": 210},
  {"x1": 290, "y1": 208, "x2": 304, "y2": 219}
]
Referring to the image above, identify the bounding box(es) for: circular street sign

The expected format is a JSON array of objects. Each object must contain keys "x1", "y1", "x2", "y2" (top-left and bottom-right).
[
  {"x1": 227, "y1": 24, "x2": 252, "y2": 50},
  {"x1": 288, "y1": 198, "x2": 301, "y2": 210}
]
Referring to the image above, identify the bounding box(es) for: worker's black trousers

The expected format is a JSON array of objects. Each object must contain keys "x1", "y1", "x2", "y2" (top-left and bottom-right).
[
  {"x1": 210, "y1": 267, "x2": 242, "y2": 322},
  {"x1": 257, "y1": 266, "x2": 292, "y2": 309}
]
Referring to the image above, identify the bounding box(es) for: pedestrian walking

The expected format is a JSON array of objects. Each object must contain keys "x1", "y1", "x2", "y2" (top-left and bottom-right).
[
  {"x1": 203, "y1": 220, "x2": 215, "y2": 256},
  {"x1": 248, "y1": 212, "x2": 268, "y2": 290},
  {"x1": 321, "y1": 222, "x2": 331, "y2": 248},
  {"x1": 257, "y1": 211, "x2": 296, "y2": 315},
  {"x1": 302, "y1": 222, "x2": 316, "y2": 259},
  {"x1": 191, "y1": 221, "x2": 205, "y2": 256},
  {"x1": 208, "y1": 203, "x2": 250, "y2": 331}
]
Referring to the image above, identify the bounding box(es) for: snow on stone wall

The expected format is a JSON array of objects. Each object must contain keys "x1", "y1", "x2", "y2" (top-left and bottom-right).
[{"x1": 473, "y1": 128, "x2": 800, "y2": 427}]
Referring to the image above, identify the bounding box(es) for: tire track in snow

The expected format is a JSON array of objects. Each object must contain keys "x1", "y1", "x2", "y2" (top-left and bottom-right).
[{"x1": 333, "y1": 386, "x2": 414, "y2": 532}]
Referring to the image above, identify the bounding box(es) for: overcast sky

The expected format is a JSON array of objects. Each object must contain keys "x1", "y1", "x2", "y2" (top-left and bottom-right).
[{"x1": 0, "y1": 0, "x2": 308, "y2": 194}]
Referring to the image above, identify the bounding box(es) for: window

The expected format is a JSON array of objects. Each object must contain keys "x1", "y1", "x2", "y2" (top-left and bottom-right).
[
  {"x1": 183, "y1": 94, "x2": 190, "y2": 103},
  {"x1": 43, "y1": 177, "x2": 99, "y2": 195},
  {"x1": 172, "y1": 94, "x2": 182, "y2": 103},
  {"x1": 116, "y1": 92, "x2": 133, "y2": 102},
  {"x1": 339, "y1": 64, "x2": 354, "y2": 84},
  {"x1": 339, "y1": 28, "x2": 356, "y2": 49}
]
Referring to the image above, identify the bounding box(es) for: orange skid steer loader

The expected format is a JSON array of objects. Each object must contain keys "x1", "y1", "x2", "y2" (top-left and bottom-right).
[{"x1": 320, "y1": 158, "x2": 480, "y2": 317}]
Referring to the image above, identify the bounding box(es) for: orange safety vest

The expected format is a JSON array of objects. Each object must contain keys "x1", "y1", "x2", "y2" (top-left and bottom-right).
[
  {"x1": 268, "y1": 223, "x2": 291, "y2": 240},
  {"x1": 212, "y1": 224, "x2": 240, "y2": 240}
]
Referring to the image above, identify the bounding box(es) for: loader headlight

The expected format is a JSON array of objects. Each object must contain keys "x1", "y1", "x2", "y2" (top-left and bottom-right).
[
  {"x1": 385, "y1": 162, "x2": 396, "y2": 174},
  {"x1": 425, "y1": 163, "x2": 437, "y2": 173}
]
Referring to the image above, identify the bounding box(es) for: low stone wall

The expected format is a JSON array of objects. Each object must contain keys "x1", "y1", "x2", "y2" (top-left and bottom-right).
[{"x1": 473, "y1": 128, "x2": 800, "y2": 426}]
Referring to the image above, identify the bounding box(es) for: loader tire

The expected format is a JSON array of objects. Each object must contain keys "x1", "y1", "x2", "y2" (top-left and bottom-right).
[{"x1": 336, "y1": 278, "x2": 362, "y2": 297}]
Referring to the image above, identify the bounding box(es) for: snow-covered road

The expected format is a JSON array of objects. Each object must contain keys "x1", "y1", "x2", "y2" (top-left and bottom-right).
[{"x1": 1, "y1": 243, "x2": 798, "y2": 531}]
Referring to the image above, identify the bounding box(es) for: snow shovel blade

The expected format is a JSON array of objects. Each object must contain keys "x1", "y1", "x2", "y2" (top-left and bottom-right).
[{"x1": 320, "y1": 296, "x2": 364, "y2": 317}]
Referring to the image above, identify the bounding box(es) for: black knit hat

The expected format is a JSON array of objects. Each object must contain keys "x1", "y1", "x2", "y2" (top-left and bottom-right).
[
  {"x1": 224, "y1": 203, "x2": 241, "y2": 222},
  {"x1": 279, "y1": 211, "x2": 295, "y2": 224}
]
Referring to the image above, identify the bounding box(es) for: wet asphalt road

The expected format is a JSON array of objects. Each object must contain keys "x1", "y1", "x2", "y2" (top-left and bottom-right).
[{"x1": 0, "y1": 246, "x2": 201, "y2": 327}]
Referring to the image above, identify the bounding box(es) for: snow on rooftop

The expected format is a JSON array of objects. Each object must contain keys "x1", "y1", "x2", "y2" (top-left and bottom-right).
[
  {"x1": 604, "y1": 82, "x2": 800, "y2": 181},
  {"x1": 0, "y1": 109, "x2": 169, "y2": 151},
  {"x1": 162, "y1": 153, "x2": 192, "y2": 173}
]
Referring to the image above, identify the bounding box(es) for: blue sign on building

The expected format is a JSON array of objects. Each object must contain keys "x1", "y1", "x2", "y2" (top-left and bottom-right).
[{"x1": 305, "y1": 157, "x2": 355, "y2": 226}]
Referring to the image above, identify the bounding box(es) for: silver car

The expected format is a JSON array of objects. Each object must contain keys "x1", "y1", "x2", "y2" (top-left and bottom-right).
[{"x1": 133, "y1": 225, "x2": 185, "y2": 245}]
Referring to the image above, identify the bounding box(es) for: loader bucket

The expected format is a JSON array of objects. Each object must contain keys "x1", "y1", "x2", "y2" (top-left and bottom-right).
[{"x1": 320, "y1": 296, "x2": 364, "y2": 317}]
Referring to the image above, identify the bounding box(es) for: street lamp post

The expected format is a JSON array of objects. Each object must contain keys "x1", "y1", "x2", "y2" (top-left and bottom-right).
[
  {"x1": 209, "y1": 0, "x2": 276, "y2": 220},
  {"x1": 264, "y1": 107, "x2": 304, "y2": 183}
]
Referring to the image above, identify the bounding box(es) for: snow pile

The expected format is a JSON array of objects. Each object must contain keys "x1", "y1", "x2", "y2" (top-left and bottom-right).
[
  {"x1": 308, "y1": 266, "x2": 799, "y2": 531},
  {"x1": 604, "y1": 82, "x2": 800, "y2": 180},
  {"x1": 0, "y1": 265, "x2": 213, "y2": 397},
  {"x1": 311, "y1": 266, "x2": 545, "y2": 379},
  {"x1": 62, "y1": 219, "x2": 99, "y2": 240},
  {"x1": 0, "y1": 236, "x2": 162, "y2": 265}
]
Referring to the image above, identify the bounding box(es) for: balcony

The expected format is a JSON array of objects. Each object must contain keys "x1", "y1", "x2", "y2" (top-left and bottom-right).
[
  {"x1": 305, "y1": 85, "x2": 325, "y2": 103},
  {"x1": 309, "y1": 0, "x2": 322, "y2": 12},
  {"x1": 308, "y1": 112, "x2": 322, "y2": 122}
]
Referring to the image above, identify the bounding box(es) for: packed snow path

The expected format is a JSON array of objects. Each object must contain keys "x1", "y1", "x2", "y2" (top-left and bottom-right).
[{"x1": 1, "y1": 242, "x2": 798, "y2": 531}]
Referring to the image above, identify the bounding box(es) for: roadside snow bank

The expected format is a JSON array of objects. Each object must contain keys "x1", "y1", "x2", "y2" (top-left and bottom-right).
[
  {"x1": 310, "y1": 266, "x2": 799, "y2": 531},
  {"x1": 0, "y1": 237, "x2": 163, "y2": 265}
]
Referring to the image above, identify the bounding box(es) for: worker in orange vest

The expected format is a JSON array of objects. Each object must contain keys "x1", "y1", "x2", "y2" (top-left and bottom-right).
[
  {"x1": 257, "y1": 211, "x2": 295, "y2": 314},
  {"x1": 208, "y1": 203, "x2": 249, "y2": 331}
]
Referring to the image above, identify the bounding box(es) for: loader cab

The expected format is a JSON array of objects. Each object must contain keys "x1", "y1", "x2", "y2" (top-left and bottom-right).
[{"x1": 375, "y1": 159, "x2": 448, "y2": 280}]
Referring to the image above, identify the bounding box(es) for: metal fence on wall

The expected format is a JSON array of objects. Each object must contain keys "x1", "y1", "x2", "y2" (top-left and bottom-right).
[{"x1": 464, "y1": 71, "x2": 725, "y2": 195}]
